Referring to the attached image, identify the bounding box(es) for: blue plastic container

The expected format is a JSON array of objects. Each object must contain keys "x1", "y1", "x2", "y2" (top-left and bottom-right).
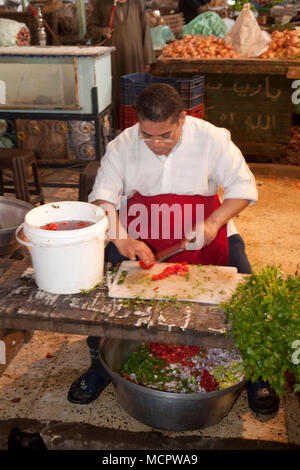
[{"x1": 120, "y1": 73, "x2": 205, "y2": 109}]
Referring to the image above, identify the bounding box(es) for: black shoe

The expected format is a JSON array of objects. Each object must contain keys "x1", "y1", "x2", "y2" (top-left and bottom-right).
[
  {"x1": 247, "y1": 380, "x2": 280, "y2": 415},
  {"x1": 67, "y1": 371, "x2": 110, "y2": 405}
]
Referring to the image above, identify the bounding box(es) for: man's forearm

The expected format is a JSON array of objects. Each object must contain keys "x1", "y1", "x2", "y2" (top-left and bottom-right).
[
  {"x1": 208, "y1": 198, "x2": 250, "y2": 231},
  {"x1": 197, "y1": 198, "x2": 250, "y2": 247},
  {"x1": 92, "y1": 199, "x2": 128, "y2": 240},
  {"x1": 92, "y1": 199, "x2": 156, "y2": 264}
]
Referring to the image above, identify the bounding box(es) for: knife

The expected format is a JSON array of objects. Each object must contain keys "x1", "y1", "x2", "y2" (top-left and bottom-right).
[
  {"x1": 154, "y1": 221, "x2": 204, "y2": 263},
  {"x1": 155, "y1": 242, "x2": 185, "y2": 263},
  {"x1": 154, "y1": 236, "x2": 203, "y2": 263}
]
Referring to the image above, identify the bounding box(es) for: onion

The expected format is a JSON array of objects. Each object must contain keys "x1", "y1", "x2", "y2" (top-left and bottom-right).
[
  {"x1": 259, "y1": 29, "x2": 300, "y2": 59},
  {"x1": 161, "y1": 35, "x2": 240, "y2": 59}
]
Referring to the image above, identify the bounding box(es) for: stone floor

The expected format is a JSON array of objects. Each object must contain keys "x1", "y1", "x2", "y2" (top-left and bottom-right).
[{"x1": 0, "y1": 163, "x2": 299, "y2": 450}]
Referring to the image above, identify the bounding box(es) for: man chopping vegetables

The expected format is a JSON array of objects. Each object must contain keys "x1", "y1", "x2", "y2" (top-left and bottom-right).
[{"x1": 68, "y1": 84, "x2": 280, "y2": 415}]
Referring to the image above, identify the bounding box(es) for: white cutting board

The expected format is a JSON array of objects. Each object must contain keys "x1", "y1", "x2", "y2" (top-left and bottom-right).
[{"x1": 109, "y1": 261, "x2": 243, "y2": 305}]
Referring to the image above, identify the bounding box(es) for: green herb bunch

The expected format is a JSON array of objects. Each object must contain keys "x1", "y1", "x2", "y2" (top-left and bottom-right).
[
  {"x1": 221, "y1": 265, "x2": 300, "y2": 397},
  {"x1": 232, "y1": 0, "x2": 256, "y2": 12}
]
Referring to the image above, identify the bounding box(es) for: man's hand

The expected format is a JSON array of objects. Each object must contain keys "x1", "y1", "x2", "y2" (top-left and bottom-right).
[
  {"x1": 203, "y1": 219, "x2": 219, "y2": 247},
  {"x1": 113, "y1": 237, "x2": 156, "y2": 265},
  {"x1": 186, "y1": 198, "x2": 250, "y2": 248},
  {"x1": 185, "y1": 219, "x2": 218, "y2": 249},
  {"x1": 102, "y1": 27, "x2": 113, "y2": 40}
]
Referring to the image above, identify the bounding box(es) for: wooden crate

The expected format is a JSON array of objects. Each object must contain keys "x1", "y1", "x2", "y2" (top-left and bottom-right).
[{"x1": 152, "y1": 58, "x2": 300, "y2": 160}]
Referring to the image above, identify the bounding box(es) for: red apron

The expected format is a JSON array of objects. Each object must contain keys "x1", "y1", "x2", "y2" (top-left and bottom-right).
[{"x1": 122, "y1": 192, "x2": 228, "y2": 266}]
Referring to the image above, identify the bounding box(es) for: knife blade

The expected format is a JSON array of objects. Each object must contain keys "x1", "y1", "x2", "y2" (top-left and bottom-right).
[
  {"x1": 154, "y1": 240, "x2": 186, "y2": 263},
  {"x1": 154, "y1": 230, "x2": 203, "y2": 263}
]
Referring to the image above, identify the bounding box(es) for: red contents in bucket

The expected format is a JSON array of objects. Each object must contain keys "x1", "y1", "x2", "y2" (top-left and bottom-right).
[{"x1": 40, "y1": 220, "x2": 95, "y2": 231}]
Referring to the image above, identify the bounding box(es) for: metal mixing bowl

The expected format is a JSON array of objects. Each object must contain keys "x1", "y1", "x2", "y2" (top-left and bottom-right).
[
  {"x1": 99, "y1": 338, "x2": 246, "y2": 431},
  {"x1": 0, "y1": 196, "x2": 33, "y2": 256}
]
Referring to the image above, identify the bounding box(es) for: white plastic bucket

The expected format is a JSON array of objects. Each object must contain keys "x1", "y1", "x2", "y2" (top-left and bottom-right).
[{"x1": 16, "y1": 201, "x2": 108, "y2": 294}]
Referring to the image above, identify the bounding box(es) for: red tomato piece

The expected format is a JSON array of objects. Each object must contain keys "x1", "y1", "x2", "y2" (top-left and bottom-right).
[
  {"x1": 41, "y1": 222, "x2": 59, "y2": 231},
  {"x1": 151, "y1": 262, "x2": 190, "y2": 281},
  {"x1": 139, "y1": 260, "x2": 155, "y2": 270}
]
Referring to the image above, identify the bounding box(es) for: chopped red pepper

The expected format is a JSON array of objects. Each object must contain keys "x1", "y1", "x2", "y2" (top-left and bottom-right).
[
  {"x1": 148, "y1": 342, "x2": 200, "y2": 366},
  {"x1": 152, "y1": 262, "x2": 189, "y2": 280},
  {"x1": 200, "y1": 369, "x2": 219, "y2": 392}
]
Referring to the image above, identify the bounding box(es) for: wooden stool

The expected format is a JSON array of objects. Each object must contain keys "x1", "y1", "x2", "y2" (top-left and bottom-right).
[
  {"x1": 79, "y1": 161, "x2": 100, "y2": 202},
  {"x1": 0, "y1": 149, "x2": 45, "y2": 205}
]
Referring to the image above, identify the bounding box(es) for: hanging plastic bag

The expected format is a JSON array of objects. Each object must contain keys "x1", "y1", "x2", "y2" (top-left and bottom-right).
[
  {"x1": 225, "y1": 3, "x2": 270, "y2": 57},
  {"x1": 182, "y1": 11, "x2": 229, "y2": 39},
  {"x1": 150, "y1": 25, "x2": 175, "y2": 50},
  {"x1": 0, "y1": 18, "x2": 30, "y2": 46}
]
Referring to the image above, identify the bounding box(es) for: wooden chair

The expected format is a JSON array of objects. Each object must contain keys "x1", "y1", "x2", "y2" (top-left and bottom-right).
[
  {"x1": 0, "y1": 149, "x2": 44, "y2": 205},
  {"x1": 78, "y1": 161, "x2": 100, "y2": 202}
]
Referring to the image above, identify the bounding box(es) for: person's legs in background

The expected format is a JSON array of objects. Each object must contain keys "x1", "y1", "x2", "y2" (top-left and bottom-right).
[
  {"x1": 228, "y1": 233, "x2": 252, "y2": 275},
  {"x1": 228, "y1": 234, "x2": 280, "y2": 415}
]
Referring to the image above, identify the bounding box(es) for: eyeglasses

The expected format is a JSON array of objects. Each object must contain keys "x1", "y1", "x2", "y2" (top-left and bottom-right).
[{"x1": 138, "y1": 124, "x2": 178, "y2": 144}]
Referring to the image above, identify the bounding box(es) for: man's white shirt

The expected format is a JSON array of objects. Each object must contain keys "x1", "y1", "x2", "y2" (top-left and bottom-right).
[{"x1": 88, "y1": 116, "x2": 258, "y2": 237}]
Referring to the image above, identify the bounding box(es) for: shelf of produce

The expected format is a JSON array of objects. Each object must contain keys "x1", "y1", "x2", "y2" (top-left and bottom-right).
[{"x1": 152, "y1": 58, "x2": 300, "y2": 160}]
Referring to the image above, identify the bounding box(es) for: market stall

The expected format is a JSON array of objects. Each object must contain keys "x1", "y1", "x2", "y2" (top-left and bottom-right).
[
  {"x1": 148, "y1": 1, "x2": 300, "y2": 162},
  {"x1": 152, "y1": 56, "x2": 299, "y2": 160},
  {"x1": 151, "y1": 4, "x2": 300, "y2": 163}
]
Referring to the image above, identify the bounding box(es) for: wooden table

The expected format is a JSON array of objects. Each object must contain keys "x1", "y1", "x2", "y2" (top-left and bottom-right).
[{"x1": 0, "y1": 257, "x2": 234, "y2": 349}]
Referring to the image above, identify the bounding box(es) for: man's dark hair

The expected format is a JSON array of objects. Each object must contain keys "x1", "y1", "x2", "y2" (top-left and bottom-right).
[{"x1": 136, "y1": 83, "x2": 184, "y2": 123}]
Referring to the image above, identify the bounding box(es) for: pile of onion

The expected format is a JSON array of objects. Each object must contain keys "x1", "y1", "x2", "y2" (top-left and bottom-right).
[
  {"x1": 259, "y1": 30, "x2": 300, "y2": 59},
  {"x1": 161, "y1": 35, "x2": 240, "y2": 59}
]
